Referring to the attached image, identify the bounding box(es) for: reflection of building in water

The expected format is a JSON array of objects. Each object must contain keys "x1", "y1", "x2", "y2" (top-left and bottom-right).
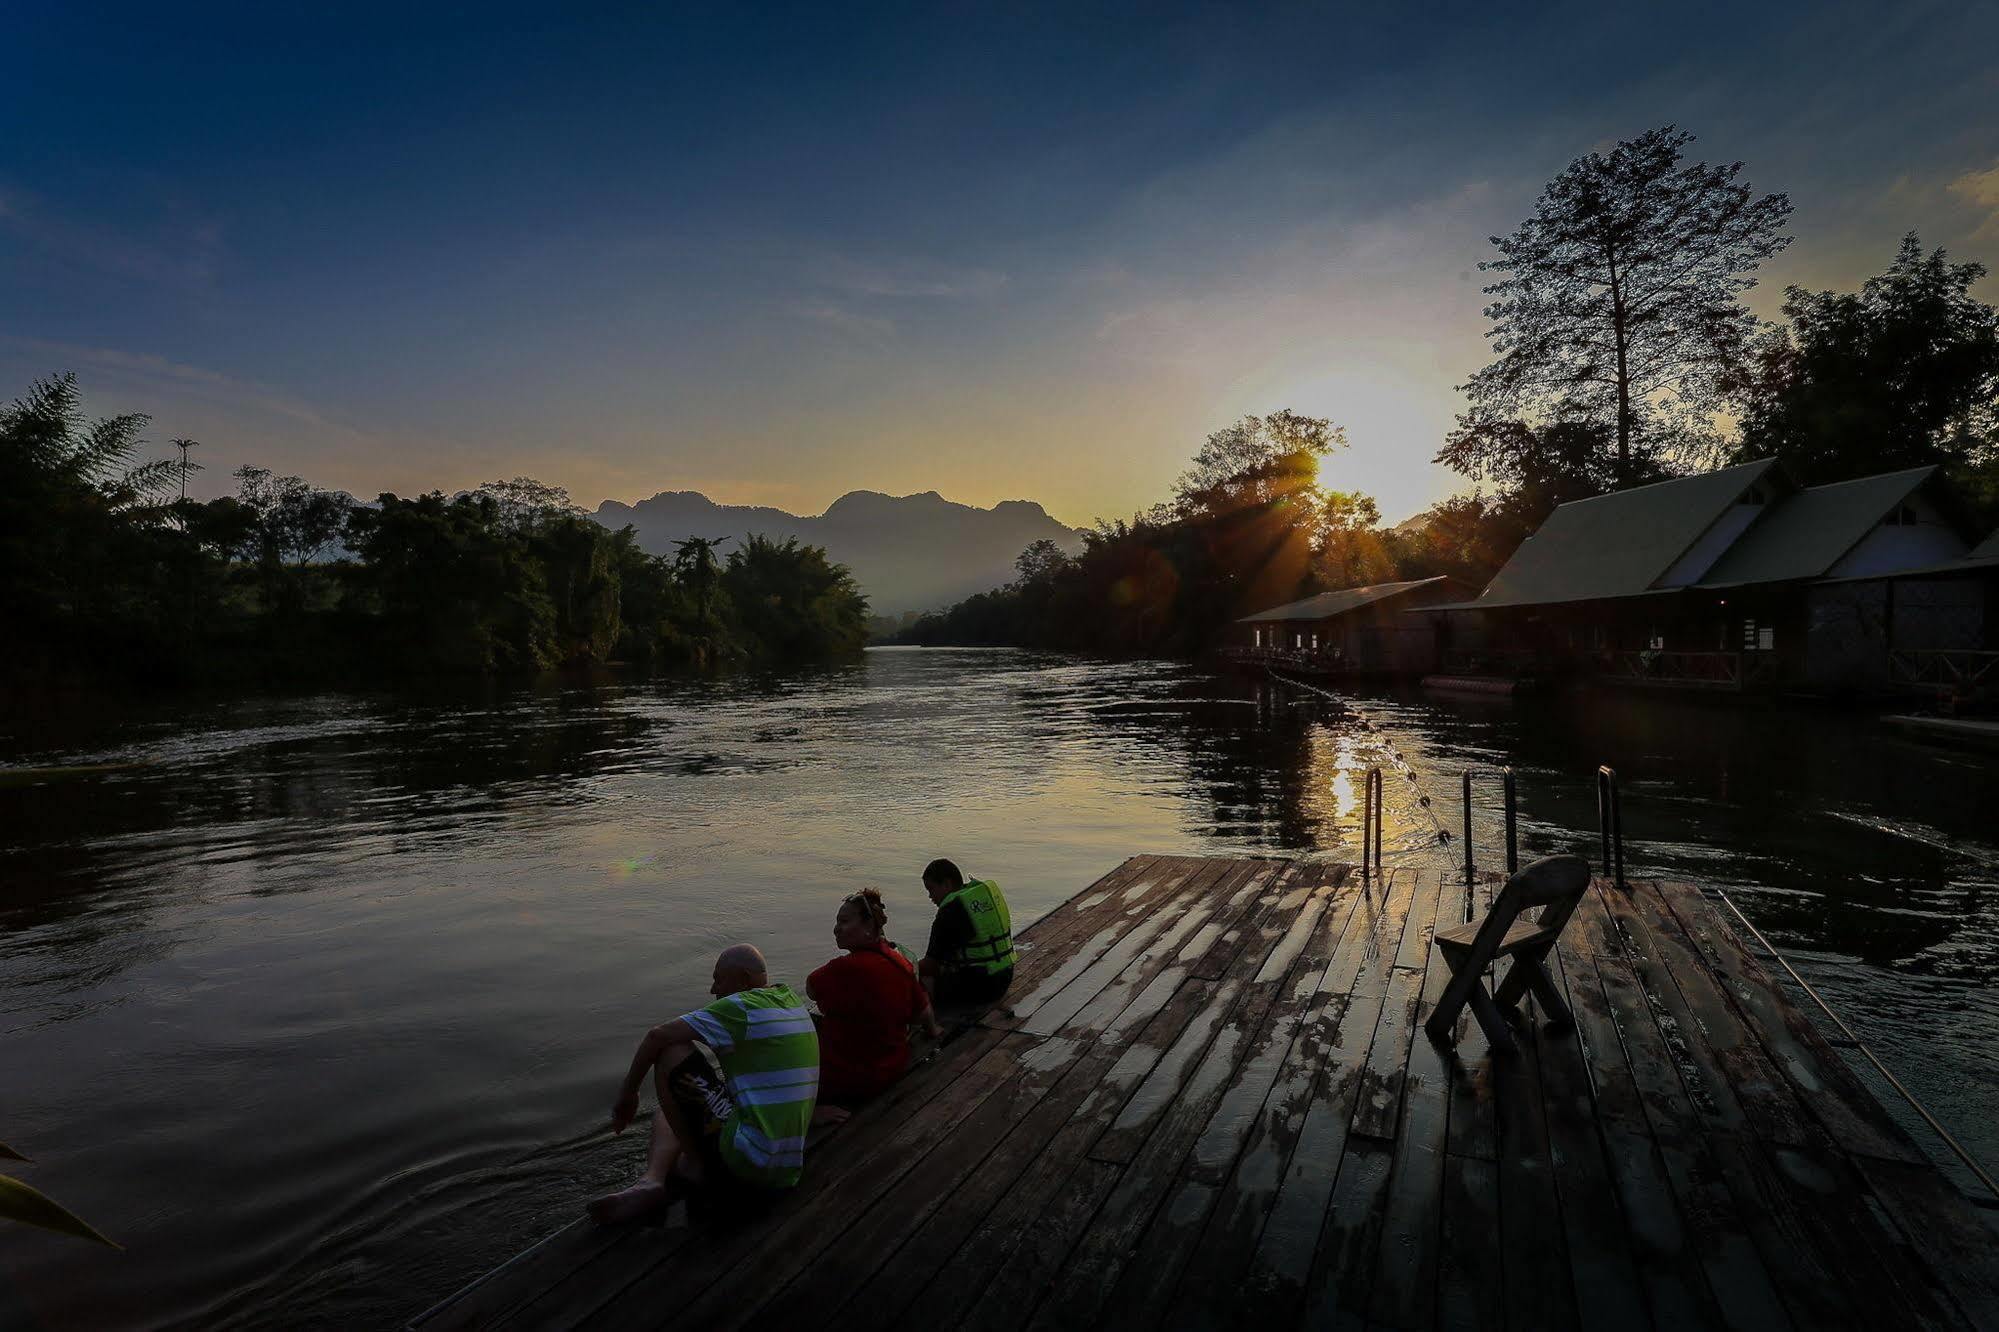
[{"x1": 1411, "y1": 459, "x2": 1999, "y2": 702}]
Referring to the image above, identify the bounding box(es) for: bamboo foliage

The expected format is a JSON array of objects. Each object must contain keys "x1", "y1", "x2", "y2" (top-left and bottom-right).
[{"x1": 0, "y1": 1141, "x2": 119, "y2": 1248}]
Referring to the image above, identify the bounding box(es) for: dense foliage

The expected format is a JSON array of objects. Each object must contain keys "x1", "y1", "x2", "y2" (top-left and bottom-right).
[
  {"x1": 1731, "y1": 234, "x2": 1999, "y2": 504},
  {"x1": 2, "y1": 374, "x2": 869, "y2": 690}
]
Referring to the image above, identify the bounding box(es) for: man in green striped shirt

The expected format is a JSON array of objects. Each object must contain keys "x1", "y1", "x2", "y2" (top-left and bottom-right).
[{"x1": 591, "y1": 943, "x2": 820, "y2": 1224}]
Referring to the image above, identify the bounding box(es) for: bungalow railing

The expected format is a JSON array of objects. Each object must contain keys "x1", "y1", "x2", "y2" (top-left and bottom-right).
[
  {"x1": 1889, "y1": 648, "x2": 1999, "y2": 696},
  {"x1": 1604, "y1": 649, "x2": 1775, "y2": 690}
]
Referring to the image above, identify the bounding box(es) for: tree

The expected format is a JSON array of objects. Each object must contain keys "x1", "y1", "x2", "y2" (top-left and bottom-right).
[
  {"x1": 475, "y1": 476, "x2": 582, "y2": 533},
  {"x1": 721, "y1": 535, "x2": 869, "y2": 661},
  {"x1": 1733, "y1": 234, "x2": 1999, "y2": 492},
  {"x1": 1173, "y1": 410, "x2": 1344, "y2": 518},
  {"x1": 1315, "y1": 490, "x2": 1392, "y2": 588},
  {"x1": 1449, "y1": 126, "x2": 1792, "y2": 484},
  {"x1": 233, "y1": 466, "x2": 355, "y2": 567},
  {"x1": 672, "y1": 536, "x2": 731, "y2": 623}
]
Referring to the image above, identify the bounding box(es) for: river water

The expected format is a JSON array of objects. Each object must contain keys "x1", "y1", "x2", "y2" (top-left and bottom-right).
[{"x1": 2, "y1": 648, "x2": 1995, "y2": 1327}]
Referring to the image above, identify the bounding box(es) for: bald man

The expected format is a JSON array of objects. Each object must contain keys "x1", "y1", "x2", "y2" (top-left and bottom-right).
[{"x1": 590, "y1": 944, "x2": 821, "y2": 1223}]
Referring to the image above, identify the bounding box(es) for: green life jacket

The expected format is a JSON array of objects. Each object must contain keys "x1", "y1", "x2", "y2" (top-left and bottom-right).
[{"x1": 939, "y1": 879, "x2": 1015, "y2": 975}]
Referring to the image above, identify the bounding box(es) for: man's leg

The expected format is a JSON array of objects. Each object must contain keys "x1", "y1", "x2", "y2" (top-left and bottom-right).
[
  {"x1": 588, "y1": 1042, "x2": 710, "y2": 1223},
  {"x1": 652, "y1": 1041, "x2": 711, "y2": 1183}
]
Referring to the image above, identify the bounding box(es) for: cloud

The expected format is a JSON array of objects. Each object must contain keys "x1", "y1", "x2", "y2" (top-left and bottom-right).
[
  {"x1": 0, "y1": 337, "x2": 377, "y2": 441},
  {"x1": 0, "y1": 182, "x2": 226, "y2": 291},
  {"x1": 790, "y1": 301, "x2": 896, "y2": 342},
  {"x1": 808, "y1": 252, "x2": 1009, "y2": 300},
  {"x1": 1949, "y1": 159, "x2": 1999, "y2": 239}
]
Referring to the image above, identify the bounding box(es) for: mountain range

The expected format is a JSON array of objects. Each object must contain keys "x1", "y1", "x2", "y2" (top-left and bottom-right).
[{"x1": 591, "y1": 489, "x2": 1084, "y2": 614}]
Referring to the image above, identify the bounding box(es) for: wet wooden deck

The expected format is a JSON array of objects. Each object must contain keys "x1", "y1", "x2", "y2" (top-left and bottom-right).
[{"x1": 413, "y1": 855, "x2": 1999, "y2": 1330}]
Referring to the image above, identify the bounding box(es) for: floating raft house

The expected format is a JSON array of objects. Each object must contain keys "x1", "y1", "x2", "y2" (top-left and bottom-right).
[{"x1": 414, "y1": 855, "x2": 1999, "y2": 1331}]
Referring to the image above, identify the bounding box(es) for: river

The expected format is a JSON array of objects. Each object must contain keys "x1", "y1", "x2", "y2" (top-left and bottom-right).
[{"x1": 2, "y1": 648, "x2": 1995, "y2": 1327}]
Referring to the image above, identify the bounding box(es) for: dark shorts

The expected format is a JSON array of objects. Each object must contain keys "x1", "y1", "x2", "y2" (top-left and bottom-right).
[
  {"x1": 935, "y1": 965, "x2": 1013, "y2": 1008},
  {"x1": 665, "y1": 1046, "x2": 736, "y2": 1182}
]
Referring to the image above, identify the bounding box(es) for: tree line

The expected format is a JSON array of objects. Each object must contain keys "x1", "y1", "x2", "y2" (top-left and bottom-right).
[
  {"x1": 1, "y1": 376, "x2": 869, "y2": 691},
  {"x1": 899, "y1": 126, "x2": 1999, "y2": 655}
]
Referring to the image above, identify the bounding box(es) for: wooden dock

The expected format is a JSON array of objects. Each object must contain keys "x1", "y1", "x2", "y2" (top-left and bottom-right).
[{"x1": 414, "y1": 855, "x2": 1999, "y2": 1330}]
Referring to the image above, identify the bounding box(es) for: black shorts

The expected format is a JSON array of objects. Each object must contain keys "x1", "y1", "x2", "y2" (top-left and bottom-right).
[
  {"x1": 934, "y1": 966, "x2": 1013, "y2": 1008},
  {"x1": 665, "y1": 1046, "x2": 735, "y2": 1181}
]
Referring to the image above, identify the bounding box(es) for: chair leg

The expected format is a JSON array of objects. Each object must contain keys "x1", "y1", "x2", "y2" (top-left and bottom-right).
[
  {"x1": 1466, "y1": 979, "x2": 1517, "y2": 1055},
  {"x1": 1521, "y1": 957, "x2": 1574, "y2": 1029},
  {"x1": 1425, "y1": 955, "x2": 1479, "y2": 1047}
]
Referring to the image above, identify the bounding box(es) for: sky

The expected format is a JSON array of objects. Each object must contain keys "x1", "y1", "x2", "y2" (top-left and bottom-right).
[{"x1": 5, "y1": 2, "x2": 1998, "y2": 527}]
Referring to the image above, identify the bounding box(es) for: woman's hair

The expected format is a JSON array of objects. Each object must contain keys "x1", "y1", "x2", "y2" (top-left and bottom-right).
[
  {"x1": 922, "y1": 858, "x2": 964, "y2": 891},
  {"x1": 842, "y1": 887, "x2": 888, "y2": 936}
]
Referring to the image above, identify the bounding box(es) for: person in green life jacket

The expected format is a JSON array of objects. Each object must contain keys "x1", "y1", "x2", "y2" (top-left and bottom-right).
[
  {"x1": 589, "y1": 943, "x2": 819, "y2": 1225},
  {"x1": 918, "y1": 858, "x2": 1016, "y2": 1008}
]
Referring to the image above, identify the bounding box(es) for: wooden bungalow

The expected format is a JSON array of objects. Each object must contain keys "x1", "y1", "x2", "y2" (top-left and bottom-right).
[
  {"x1": 1416, "y1": 460, "x2": 1992, "y2": 695},
  {"x1": 1230, "y1": 576, "x2": 1472, "y2": 676}
]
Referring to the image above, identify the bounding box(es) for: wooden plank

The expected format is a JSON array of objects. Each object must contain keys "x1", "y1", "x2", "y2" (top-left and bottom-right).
[
  {"x1": 1297, "y1": 1137, "x2": 1396, "y2": 1327},
  {"x1": 1005, "y1": 859, "x2": 1242, "y2": 1035},
  {"x1": 1084, "y1": 874, "x2": 1352, "y2": 1332},
  {"x1": 584, "y1": 1032, "x2": 1043, "y2": 1332},
  {"x1": 1147, "y1": 872, "x2": 1373, "y2": 1329},
  {"x1": 819, "y1": 1043, "x2": 1128, "y2": 1331},
  {"x1": 1230, "y1": 866, "x2": 1425, "y2": 1326},
  {"x1": 1184, "y1": 859, "x2": 1297, "y2": 979},
  {"x1": 1000, "y1": 855, "x2": 1162, "y2": 995},
  {"x1": 1436, "y1": 1153, "x2": 1503, "y2": 1332},
  {"x1": 1085, "y1": 868, "x2": 1308, "y2": 1167},
  {"x1": 1854, "y1": 1156, "x2": 1999, "y2": 1332},
  {"x1": 1350, "y1": 869, "x2": 1446, "y2": 1141},
  {"x1": 1593, "y1": 953, "x2": 1796, "y2": 1332},
  {"x1": 1491, "y1": 993, "x2": 1579, "y2": 1331},
  {"x1": 1650, "y1": 879, "x2": 1924, "y2": 1164},
  {"x1": 996, "y1": 856, "x2": 1203, "y2": 1025},
  {"x1": 1605, "y1": 883, "x2": 1958, "y2": 1329},
  {"x1": 1605, "y1": 881, "x2": 1816, "y2": 1148},
  {"x1": 729, "y1": 1038, "x2": 1094, "y2": 1332},
  {"x1": 1532, "y1": 952, "x2": 1649, "y2": 1331},
  {"x1": 947, "y1": 1159, "x2": 1122, "y2": 1332},
  {"x1": 894, "y1": 965, "x2": 1243, "y2": 1332},
  {"x1": 1055, "y1": 861, "x2": 1285, "y2": 1042},
  {"x1": 1365, "y1": 872, "x2": 1456, "y2": 1330},
  {"x1": 1562, "y1": 947, "x2": 1721, "y2": 1330},
  {"x1": 1022, "y1": 883, "x2": 1316, "y2": 1332}
]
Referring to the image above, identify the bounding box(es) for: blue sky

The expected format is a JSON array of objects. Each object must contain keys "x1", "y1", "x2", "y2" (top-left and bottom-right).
[{"x1": 5, "y1": 1, "x2": 1997, "y2": 524}]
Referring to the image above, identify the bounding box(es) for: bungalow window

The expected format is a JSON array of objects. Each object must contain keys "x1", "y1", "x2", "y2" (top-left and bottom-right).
[
  {"x1": 1310, "y1": 633, "x2": 1320, "y2": 650},
  {"x1": 1648, "y1": 629, "x2": 1665, "y2": 651},
  {"x1": 1883, "y1": 505, "x2": 1919, "y2": 526},
  {"x1": 1742, "y1": 619, "x2": 1775, "y2": 651}
]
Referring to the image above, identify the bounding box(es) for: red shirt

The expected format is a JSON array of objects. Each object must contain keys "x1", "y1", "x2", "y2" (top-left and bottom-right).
[{"x1": 809, "y1": 943, "x2": 932, "y2": 1102}]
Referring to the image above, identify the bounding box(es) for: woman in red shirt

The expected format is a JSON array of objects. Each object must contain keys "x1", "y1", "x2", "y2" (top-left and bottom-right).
[{"x1": 807, "y1": 889, "x2": 942, "y2": 1111}]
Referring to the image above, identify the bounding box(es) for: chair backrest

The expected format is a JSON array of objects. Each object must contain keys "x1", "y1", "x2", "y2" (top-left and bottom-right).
[
  {"x1": 1451, "y1": 853, "x2": 1592, "y2": 975},
  {"x1": 1495, "y1": 853, "x2": 1593, "y2": 939}
]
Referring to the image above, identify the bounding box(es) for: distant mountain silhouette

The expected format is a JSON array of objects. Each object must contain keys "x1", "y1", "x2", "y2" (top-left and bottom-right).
[{"x1": 592, "y1": 489, "x2": 1083, "y2": 613}]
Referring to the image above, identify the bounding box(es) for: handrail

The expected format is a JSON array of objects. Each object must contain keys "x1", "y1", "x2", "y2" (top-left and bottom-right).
[
  {"x1": 1360, "y1": 766, "x2": 1383, "y2": 890},
  {"x1": 1715, "y1": 891, "x2": 1999, "y2": 1209},
  {"x1": 1597, "y1": 765, "x2": 1625, "y2": 889},
  {"x1": 1460, "y1": 767, "x2": 1518, "y2": 883}
]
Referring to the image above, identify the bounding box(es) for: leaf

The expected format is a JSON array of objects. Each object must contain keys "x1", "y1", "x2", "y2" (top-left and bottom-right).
[
  {"x1": 0, "y1": 1174, "x2": 120, "y2": 1248},
  {"x1": 0, "y1": 1141, "x2": 27, "y2": 1161}
]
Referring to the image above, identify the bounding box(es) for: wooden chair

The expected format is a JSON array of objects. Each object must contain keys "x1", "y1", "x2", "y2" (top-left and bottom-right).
[{"x1": 1424, "y1": 853, "x2": 1592, "y2": 1055}]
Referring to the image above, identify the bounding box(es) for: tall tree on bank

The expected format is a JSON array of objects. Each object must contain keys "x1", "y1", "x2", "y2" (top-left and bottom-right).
[
  {"x1": 1731, "y1": 234, "x2": 1999, "y2": 500},
  {"x1": 1443, "y1": 127, "x2": 1792, "y2": 486}
]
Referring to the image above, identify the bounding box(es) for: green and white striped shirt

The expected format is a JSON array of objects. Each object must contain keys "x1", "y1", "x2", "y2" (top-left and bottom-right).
[{"x1": 678, "y1": 983, "x2": 819, "y2": 1188}]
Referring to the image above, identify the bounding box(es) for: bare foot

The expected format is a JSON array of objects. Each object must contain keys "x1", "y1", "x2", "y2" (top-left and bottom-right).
[
  {"x1": 587, "y1": 1179, "x2": 668, "y2": 1225},
  {"x1": 811, "y1": 1105, "x2": 852, "y2": 1127}
]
